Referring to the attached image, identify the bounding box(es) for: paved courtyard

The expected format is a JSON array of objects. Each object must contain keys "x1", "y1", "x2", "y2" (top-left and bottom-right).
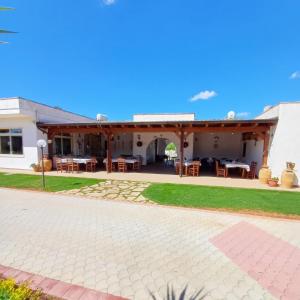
[{"x1": 0, "y1": 188, "x2": 300, "y2": 299}]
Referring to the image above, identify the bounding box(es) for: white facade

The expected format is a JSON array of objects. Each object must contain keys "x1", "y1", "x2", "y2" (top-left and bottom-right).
[
  {"x1": 1, "y1": 97, "x2": 300, "y2": 186},
  {"x1": 133, "y1": 113, "x2": 195, "y2": 122},
  {"x1": 133, "y1": 132, "x2": 194, "y2": 165},
  {"x1": 0, "y1": 97, "x2": 94, "y2": 170},
  {"x1": 255, "y1": 102, "x2": 300, "y2": 184}
]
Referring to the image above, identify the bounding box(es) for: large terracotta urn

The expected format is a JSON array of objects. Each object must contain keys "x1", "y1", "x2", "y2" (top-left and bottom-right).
[
  {"x1": 41, "y1": 154, "x2": 52, "y2": 172},
  {"x1": 281, "y1": 162, "x2": 296, "y2": 189},
  {"x1": 258, "y1": 165, "x2": 271, "y2": 184}
]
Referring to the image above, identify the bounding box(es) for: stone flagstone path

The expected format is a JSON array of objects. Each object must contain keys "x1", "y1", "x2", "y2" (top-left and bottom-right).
[{"x1": 57, "y1": 180, "x2": 151, "y2": 202}]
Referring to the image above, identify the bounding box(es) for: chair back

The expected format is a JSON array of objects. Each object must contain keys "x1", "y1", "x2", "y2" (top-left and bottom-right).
[
  {"x1": 215, "y1": 160, "x2": 220, "y2": 172},
  {"x1": 117, "y1": 158, "x2": 126, "y2": 171},
  {"x1": 66, "y1": 158, "x2": 74, "y2": 165},
  {"x1": 250, "y1": 161, "x2": 257, "y2": 170},
  {"x1": 249, "y1": 161, "x2": 257, "y2": 177}
]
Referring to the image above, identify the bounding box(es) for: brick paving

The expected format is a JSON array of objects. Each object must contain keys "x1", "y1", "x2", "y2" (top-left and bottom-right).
[
  {"x1": 1, "y1": 188, "x2": 300, "y2": 299},
  {"x1": 211, "y1": 221, "x2": 300, "y2": 300},
  {"x1": 0, "y1": 264, "x2": 126, "y2": 300}
]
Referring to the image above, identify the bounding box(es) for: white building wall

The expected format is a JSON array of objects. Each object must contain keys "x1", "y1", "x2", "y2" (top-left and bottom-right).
[
  {"x1": 243, "y1": 139, "x2": 264, "y2": 174},
  {"x1": 0, "y1": 117, "x2": 41, "y2": 169},
  {"x1": 133, "y1": 113, "x2": 195, "y2": 122},
  {"x1": 0, "y1": 97, "x2": 94, "y2": 170},
  {"x1": 111, "y1": 133, "x2": 133, "y2": 157},
  {"x1": 256, "y1": 102, "x2": 300, "y2": 184},
  {"x1": 193, "y1": 132, "x2": 243, "y2": 160},
  {"x1": 133, "y1": 132, "x2": 194, "y2": 165}
]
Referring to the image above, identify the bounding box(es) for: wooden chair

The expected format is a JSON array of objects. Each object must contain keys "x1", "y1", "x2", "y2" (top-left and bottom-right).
[
  {"x1": 66, "y1": 158, "x2": 79, "y2": 173},
  {"x1": 56, "y1": 157, "x2": 67, "y2": 173},
  {"x1": 132, "y1": 161, "x2": 140, "y2": 171},
  {"x1": 216, "y1": 160, "x2": 227, "y2": 177},
  {"x1": 117, "y1": 158, "x2": 127, "y2": 172},
  {"x1": 244, "y1": 161, "x2": 257, "y2": 179},
  {"x1": 86, "y1": 157, "x2": 97, "y2": 172},
  {"x1": 188, "y1": 161, "x2": 201, "y2": 176}
]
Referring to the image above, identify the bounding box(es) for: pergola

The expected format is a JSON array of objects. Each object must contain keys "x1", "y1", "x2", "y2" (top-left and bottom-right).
[{"x1": 38, "y1": 118, "x2": 277, "y2": 176}]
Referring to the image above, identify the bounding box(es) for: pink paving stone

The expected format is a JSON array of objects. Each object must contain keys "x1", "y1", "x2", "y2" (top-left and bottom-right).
[
  {"x1": 14, "y1": 271, "x2": 33, "y2": 284},
  {"x1": 36, "y1": 278, "x2": 61, "y2": 294},
  {"x1": 3, "y1": 268, "x2": 21, "y2": 278},
  {"x1": 79, "y1": 290, "x2": 100, "y2": 300},
  {"x1": 28, "y1": 274, "x2": 45, "y2": 289},
  {"x1": 0, "y1": 264, "x2": 128, "y2": 300},
  {"x1": 63, "y1": 285, "x2": 86, "y2": 300},
  {"x1": 210, "y1": 221, "x2": 300, "y2": 300},
  {"x1": 47, "y1": 281, "x2": 73, "y2": 298}
]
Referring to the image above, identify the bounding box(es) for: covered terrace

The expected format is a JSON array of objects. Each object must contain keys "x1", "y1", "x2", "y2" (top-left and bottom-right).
[{"x1": 38, "y1": 118, "x2": 277, "y2": 179}]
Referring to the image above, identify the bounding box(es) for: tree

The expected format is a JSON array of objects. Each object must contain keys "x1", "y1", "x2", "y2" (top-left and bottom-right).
[{"x1": 0, "y1": 6, "x2": 15, "y2": 44}]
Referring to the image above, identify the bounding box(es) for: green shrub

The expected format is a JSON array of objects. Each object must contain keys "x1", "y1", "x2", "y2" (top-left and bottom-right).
[{"x1": 0, "y1": 278, "x2": 41, "y2": 300}]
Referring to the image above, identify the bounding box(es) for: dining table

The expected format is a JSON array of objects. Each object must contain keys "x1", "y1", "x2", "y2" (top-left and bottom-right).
[
  {"x1": 220, "y1": 160, "x2": 250, "y2": 177},
  {"x1": 61, "y1": 157, "x2": 93, "y2": 164},
  {"x1": 175, "y1": 160, "x2": 200, "y2": 176},
  {"x1": 103, "y1": 158, "x2": 139, "y2": 164}
]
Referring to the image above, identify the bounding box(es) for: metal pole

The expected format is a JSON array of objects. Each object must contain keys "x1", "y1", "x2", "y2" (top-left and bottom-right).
[{"x1": 41, "y1": 147, "x2": 45, "y2": 189}]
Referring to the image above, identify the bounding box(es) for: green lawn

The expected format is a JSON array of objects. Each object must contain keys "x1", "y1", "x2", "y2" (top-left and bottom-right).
[
  {"x1": 143, "y1": 183, "x2": 300, "y2": 216},
  {"x1": 0, "y1": 173, "x2": 102, "y2": 192}
]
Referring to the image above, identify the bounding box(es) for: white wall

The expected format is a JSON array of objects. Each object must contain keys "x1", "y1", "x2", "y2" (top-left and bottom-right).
[
  {"x1": 133, "y1": 113, "x2": 195, "y2": 122},
  {"x1": 111, "y1": 133, "x2": 133, "y2": 157},
  {"x1": 0, "y1": 97, "x2": 94, "y2": 170},
  {"x1": 243, "y1": 139, "x2": 264, "y2": 174},
  {"x1": 193, "y1": 132, "x2": 243, "y2": 159},
  {"x1": 255, "y1": 102, "x2": 300, "y2": 184},
  {"x1": 133, "y1": 132, "x2": 194, "y2": 165},
  {"x1": 0, "y1": 117, "x2": 41, "y2": 169}
]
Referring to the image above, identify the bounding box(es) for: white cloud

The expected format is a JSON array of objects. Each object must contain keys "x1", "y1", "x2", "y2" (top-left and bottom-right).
[
  {"x1": 102, "y1": 0, "x2": 116, "y2": 6},
  {"x1": 290, "y1": 71, "x2": 300, "y2": 79},
  {"x1": 190, "y1": 90, "x2": 217, "y2": 102},
  {"x1": 236, "y1": 112, "x2": 250, "y2": 118}
]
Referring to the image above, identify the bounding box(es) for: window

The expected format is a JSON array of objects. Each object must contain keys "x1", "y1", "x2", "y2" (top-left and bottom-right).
[
  {"x1": 0, "y1": 128, "x2": 23, "y2": 155},
  {"x1": 54, "y1": 135, "x2": 72, "y2": 155}
]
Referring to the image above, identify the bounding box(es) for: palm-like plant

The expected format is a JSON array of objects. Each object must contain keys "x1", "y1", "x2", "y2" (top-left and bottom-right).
[
  {"x1": 0, "y1": 6, "x2": 15, "y2": 44},
  {"x1": 149, "y1": 285, "x2": 206, "y2": 300}
]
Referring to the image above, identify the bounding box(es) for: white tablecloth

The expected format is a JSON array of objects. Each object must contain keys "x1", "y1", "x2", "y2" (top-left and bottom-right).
[
  {"x1": 103, "y1": 158, "x2": 138, "y2": 164},
  {"x1": 175, "y1": 161, "x2": 200, "y2": 167},
  {"x1": 61, "y1": 158, "x2": 92, "y2": 164},
  {"x1": 221, "y1": 160, "x2": 250, "y2": 172}
]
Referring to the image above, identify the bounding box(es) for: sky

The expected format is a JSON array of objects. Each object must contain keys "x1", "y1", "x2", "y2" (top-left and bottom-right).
[{"x1": 1, "y1": 0, "x2": 300, "y2": 121}]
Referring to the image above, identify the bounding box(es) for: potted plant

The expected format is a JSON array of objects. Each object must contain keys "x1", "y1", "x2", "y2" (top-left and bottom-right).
[
  {"x1": 30, "y1": 163, "x2": 41, "y2": 172},
  {"x1": 268, "y1": 177, "x2": 279, "y2": 187}
]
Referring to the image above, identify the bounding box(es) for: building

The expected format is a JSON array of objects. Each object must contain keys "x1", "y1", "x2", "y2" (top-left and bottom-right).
[
  {"x1": 0, "y1": 97, "x2": 299, "y2": 185},
  {"x1": 0, "y1": 97, "x2": 93, "y2": 169}
]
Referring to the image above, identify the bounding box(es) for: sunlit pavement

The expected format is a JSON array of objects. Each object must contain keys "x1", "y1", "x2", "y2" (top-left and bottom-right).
[{"x1": 0, "y1": 188, "x2": 299, "y2": 299}]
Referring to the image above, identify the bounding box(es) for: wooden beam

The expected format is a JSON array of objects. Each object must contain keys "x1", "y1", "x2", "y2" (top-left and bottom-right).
[
  {"x1": 262, "y1": 131, "x2": 270, "y2": 166},
  {"x1": 179, "y1": 129, "x2": 184, "y2": 177},
  {"x1": 106, "y1": 132, "x2": 112, "y2": 173}
]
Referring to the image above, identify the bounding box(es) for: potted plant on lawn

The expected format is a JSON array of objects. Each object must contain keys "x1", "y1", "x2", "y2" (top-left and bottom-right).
[
  {"x1": 30, "y1": 163, "x2": 41, "y2": 172},
  {"x1": 268, "y1": 177, "x2": 279, "y2": 187}
]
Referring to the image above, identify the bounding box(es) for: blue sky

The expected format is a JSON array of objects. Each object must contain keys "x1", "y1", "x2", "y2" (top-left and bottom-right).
[{"x1": 1, "y1": 0, "x2": 300, "y2": 121}]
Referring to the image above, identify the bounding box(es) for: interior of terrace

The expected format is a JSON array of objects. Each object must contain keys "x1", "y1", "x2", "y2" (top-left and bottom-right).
[{"x1": 38, "y1": 118, "x2": 275, "y2": 180}]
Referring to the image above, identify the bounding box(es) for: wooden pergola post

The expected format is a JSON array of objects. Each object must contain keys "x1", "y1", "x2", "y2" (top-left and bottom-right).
[
  {"x1": 262, "y1": 130, "x2": 270, "y2": 166},
  {"x1": 47, "y1": 131, "x2": 55, "y2": 159},
  {"x1": 179, "y1": 129, "x2": 184, "y2": 177},
  {"x1": 106, "y1": 132, "x2": 112, "y2": 173}
]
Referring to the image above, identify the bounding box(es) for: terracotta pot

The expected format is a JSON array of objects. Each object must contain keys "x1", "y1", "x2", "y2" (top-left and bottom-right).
[
  {"x1": 281, "y1": 163, "x2": 296, "y2": 189},
  {"x1": 41, "y1": 155, "x2": 52, "y2": 172},
  {"x1": 32, "y1": 165, "x2": 41, "y2": 172},
  {"x1": 258, "y1": 165, "x2": 271, "y2": 184},
  {"x1": 268, "y1": 179, "x2": 278, "y2": 187}
]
